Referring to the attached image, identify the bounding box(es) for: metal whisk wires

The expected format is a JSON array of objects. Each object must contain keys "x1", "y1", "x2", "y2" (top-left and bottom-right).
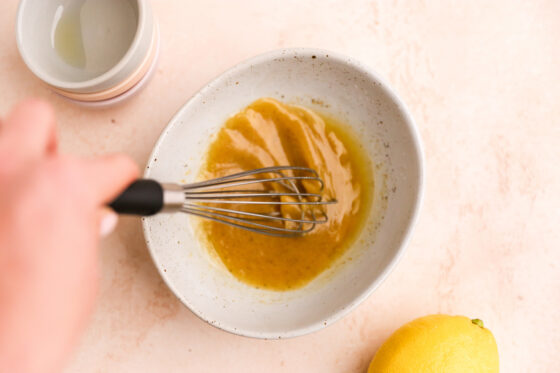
[{"x1": 181, "y1": 166, "x2": 336, "y2": 236}]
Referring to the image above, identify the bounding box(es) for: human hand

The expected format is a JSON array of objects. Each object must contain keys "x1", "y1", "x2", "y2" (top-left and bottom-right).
[{"x1": 0, "y1": 100, "x2": 138, "y2": 373}]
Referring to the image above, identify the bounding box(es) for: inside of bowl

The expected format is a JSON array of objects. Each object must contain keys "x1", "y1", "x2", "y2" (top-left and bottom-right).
[
  {"x1": 18, "y1": 0, "x2": 138, "y2": 84},
  {"x1": 143, "y1": 49, "x2": 422, "y2": 338}
]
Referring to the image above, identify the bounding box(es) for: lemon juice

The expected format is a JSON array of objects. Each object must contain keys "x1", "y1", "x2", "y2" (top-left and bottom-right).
[{"x1": 52, "y1": 0, "x2": 137, "y2": 77}]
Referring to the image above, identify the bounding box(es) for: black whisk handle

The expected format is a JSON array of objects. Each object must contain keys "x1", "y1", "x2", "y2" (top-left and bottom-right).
[{"x1": 109, "y1": 179, "x2": 164, "y2": 216}]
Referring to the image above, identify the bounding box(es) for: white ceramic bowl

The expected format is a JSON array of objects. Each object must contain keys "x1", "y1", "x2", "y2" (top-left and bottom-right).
[
  {"x1": 143, "y1": 48, "x2": 424, "y2": 339},
  {"x1": 16, "y1": 0, "x2": 155, "y2": 94}
]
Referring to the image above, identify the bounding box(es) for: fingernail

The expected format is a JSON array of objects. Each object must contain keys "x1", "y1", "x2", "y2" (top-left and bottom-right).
[{"x1": 100, "y1": 211, "x2": 118, "y2": 237}]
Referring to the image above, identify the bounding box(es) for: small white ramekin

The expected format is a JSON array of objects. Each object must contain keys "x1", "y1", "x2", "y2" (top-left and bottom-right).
[{"x1": 16, "y1": 0, "x2": 157, "y2": 102}]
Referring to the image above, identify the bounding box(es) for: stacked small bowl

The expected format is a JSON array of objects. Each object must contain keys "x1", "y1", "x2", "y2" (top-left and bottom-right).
[{"x1": 16, "y1": 0, "x2": 159, "y2": 107}]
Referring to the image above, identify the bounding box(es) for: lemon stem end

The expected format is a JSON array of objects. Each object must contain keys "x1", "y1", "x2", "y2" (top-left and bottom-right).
[{"x1": 471, "y1": 318, "x2": 484, "y2": 328}]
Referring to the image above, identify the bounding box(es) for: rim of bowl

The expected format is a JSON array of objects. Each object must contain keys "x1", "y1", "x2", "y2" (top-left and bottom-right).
[
  {"x1": 15, "y1": 0, "x2": 147, "y2": 91},
  {"x1": 142, "y1": 47, "x2": 425, "y2": 339}
]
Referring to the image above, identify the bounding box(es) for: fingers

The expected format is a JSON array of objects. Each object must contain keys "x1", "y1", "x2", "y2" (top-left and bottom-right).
[
  {"x1": 83, "y1": 154, "x2": 139, "y2": 204},
  {"x1": 1, "y1": 99, "x2": 57, "y2": 160}
]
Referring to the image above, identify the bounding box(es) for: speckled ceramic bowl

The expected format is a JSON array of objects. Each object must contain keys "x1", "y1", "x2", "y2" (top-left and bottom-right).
[{"x1": 143, "y1": 48, "x2": 424, "y2": 339}]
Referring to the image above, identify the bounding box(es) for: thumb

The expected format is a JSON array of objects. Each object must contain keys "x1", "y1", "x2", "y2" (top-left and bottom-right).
[{"x1": 1, "y1": 99, "x2": 57, "y2": 161}]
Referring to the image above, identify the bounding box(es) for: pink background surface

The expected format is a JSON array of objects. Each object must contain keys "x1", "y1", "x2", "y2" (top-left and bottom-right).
[{"x1": 1, "y1": 1, "x2": 559, "y2": 372}]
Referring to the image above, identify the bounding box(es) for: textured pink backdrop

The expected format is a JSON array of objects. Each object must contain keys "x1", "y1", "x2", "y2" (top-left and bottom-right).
[{"x1": 1, "y1": 1, "x2": 559, "y2": 372}]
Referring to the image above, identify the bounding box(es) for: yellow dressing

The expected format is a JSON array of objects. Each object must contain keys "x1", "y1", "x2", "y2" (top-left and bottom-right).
[{"x1": 198, "y1": 98, "x2": 372, "y2": 290}]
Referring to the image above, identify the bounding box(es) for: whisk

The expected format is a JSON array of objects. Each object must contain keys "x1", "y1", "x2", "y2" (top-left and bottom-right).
[{"x1": 109, "y1": 166, "x2": 337, "y2": 236}]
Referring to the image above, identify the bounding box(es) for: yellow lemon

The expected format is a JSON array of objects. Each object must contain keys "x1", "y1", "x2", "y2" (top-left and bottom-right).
[{"x1": 368, "y1": 315, "x2": 499, "y2": 373}]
